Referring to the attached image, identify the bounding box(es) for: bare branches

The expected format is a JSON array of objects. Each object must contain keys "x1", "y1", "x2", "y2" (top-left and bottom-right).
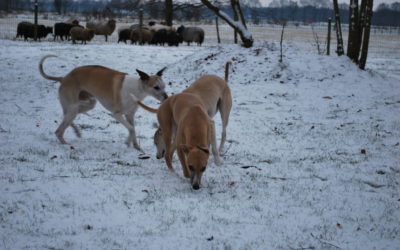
[{"x1": 201, "y1": 0, "x2": 253, "y2": 47}]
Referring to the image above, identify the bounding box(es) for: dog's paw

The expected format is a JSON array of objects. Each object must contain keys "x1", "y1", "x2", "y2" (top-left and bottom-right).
[{"x1": 215, "y1": 159, "x2": 223, "y2": 166}]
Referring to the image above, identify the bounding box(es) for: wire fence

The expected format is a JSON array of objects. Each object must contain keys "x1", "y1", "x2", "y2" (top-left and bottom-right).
[{"x1": 1, "y1": 11, "x2": 399, "y2": 54}]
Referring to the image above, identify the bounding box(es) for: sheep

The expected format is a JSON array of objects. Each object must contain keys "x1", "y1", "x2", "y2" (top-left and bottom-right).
[
  {"x1": 166, "y1": 30, "x2": 180, "y2": 46},
  {"x1": 16, "y1": 21, "x2": 52, "y2": 41},
  {"x1": 151, "y1": 29, "x2": 167, "y2": 46},
  {"x1": 130, "y1": 28, "x2": 154, "y2": 45},
  {"x1": 54, "y1": 22, "x2": 82, "y2": 41},
  {"x1": 70, "y1": 26, "x2": 95, "y2": 44},
  {"x1": 176, "y1": 25, "x2": 205, "y2": 46},
  {"x1": 86, "y1": 19, "x2": 116, "y2": 42},
  {"x1": 148, "y1": 23, "x2": 176, "y2": 32},
  {"x1": 151, "y1": 29, "x2": 180, "y2": 46},
  {"x1": 118, "y1": 29, "x2": 132, "y2": 44}
]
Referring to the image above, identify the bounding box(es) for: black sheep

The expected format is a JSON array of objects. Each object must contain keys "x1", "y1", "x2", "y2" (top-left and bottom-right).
[
  {"x1": 151, "y1": 29, "x2": 167, "y2": 46},
  {"x1": 166, "y1": 30, "x2": 180, "y2": 46},
  {"x1": 118, "y1": 29, "x2": 131, "y2": 44},
  {"x1": 16, "y1": 21, "x2": 52, "y2": 41},
  {"x1": 54, "y1": 22, "x2": 81, "y2": 41}
]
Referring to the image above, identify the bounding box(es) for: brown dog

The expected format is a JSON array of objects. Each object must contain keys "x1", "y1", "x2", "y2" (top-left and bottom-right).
[
  {"x1": 136, "y1": 61, "x2": 232, "y2": 189},
  {"x1": 39, "y1": 55, "x2": 168, "y2": 151}
]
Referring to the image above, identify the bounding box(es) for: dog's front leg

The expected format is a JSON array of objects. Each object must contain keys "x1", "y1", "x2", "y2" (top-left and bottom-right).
[
  {"x1": 124, "y1": 114, "x2": 135, "y2": 147},
  {"x1": 113, "y1": 113, "x2": 143, "y2": 152}
]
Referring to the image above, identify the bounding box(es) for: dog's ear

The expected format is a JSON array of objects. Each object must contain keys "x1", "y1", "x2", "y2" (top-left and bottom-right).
[
  {"x1": 156, "y1": 67, "x2": 167, "y2": 77},
  {"x1": 197, "y1": 145, "x2": 210, "y2": 154},
  {"x1": 136, "y1": 69, "x2": 150, "y2": 81},
  {"x1": 180, "y1": 144, "x2": 191, "y2": 155}
]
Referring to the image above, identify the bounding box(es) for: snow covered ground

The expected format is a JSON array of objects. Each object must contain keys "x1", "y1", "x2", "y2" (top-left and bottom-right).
[{"x1": 0, "y1": 39, "x2": 399, "y2": 249}]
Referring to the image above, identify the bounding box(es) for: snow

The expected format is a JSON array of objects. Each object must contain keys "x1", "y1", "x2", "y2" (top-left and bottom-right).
[{"x1": 0, "y1": 39, "x2": 399, "y2": 249}]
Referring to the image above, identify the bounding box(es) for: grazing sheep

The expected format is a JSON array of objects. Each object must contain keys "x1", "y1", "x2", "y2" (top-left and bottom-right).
[
  {"x1": 70, "y1": 26, "x2": 95, "y2": 44},
  {"x1": 16, "y1": 21, "x2": 52, "y2": 41},
  {"x1": 177, "y1": 25, "x2": 205, "y2": 46},
  {"x1": 130, "y1": 28, "x2": 154, "y2": 45},
  {"x1": 54, "y1": 22, "x2": 82, "y2": 41},
  {"x1": 151, "y1": 29, "x2": 180, "y2": 46},
  {"x1": 166, "y1": 30, "x2": 180, "y2": 46},
  {"x1": 151, "y1": 29, "x2": 167, "y2": 46},
  {"x1": 86, "y1": 19, "x2": 116, "y2": 42},
  {"x1": 118, "y1": 29, "x2": 131, "y2": 44}
]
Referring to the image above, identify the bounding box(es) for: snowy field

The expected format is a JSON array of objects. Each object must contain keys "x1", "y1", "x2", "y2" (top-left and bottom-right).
[{"x1": 0, "y1": 38, "x2": 399, "y2": 250}]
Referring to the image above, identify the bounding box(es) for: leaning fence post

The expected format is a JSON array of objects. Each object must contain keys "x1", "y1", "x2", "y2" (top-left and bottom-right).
[
  {"x1": 34, "y1": 0, "x2": 38, "y2": 41},
  {"x1": 216, "y1": 17, "x2": 221, "y2": 44},
  {"x1": 327, "y1": 18, "x2": 331, "y2": 55}
]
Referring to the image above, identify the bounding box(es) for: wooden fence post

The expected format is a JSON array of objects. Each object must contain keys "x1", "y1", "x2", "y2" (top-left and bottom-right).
[
  {"x1": 216, "y1": 17, "x2": 221, "y2": 44},
  {"x1": 34, "y1": 0, "x2": 38, "y2": 41},
  {"x1": 139, "y1": 8, "x2": 143, "y2": 45},
  {"x1": 327, "y1": 18, "x2": 331, "y2": 55}
]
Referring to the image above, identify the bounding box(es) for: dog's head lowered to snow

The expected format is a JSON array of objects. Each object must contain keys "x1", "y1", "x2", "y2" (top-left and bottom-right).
[
  {"x1": 136, "y1": 67, "x2": 168, "y2": 101},
  {"x1": 181, "y1": 144, "x2": 210, "y2": 190}
]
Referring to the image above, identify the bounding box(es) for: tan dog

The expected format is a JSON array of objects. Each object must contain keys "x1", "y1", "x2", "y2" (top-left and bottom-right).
[
  {"x1": 136, "y1": 61, "x2": 232, "y2": 189},
  {"x1": 39, "y1": 55, "x2": 168, "y2": 152},
  {"x1": 153, "y1": 62, "x2": 232, "y2": 159}
]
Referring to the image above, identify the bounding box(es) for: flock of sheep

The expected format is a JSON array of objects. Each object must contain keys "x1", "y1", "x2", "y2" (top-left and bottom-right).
[{"x1": 16, "y1": 18, "x2": 205, "y2": 46}]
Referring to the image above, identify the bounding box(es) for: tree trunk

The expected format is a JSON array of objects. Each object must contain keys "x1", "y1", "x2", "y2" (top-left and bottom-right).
[
  {"x1": 358, "y1": 0, "x2": 373, "y2": 69},
  {"x1": 333, "y1": 0, "x2": 344, "y2": 56},
  {"x1": 201, "y1": 0, "x2": 253, "y2": 48},
  {"x1": 165, "y1": 0, "x2": 173, "y2": 26},
  {"x1": 347, "y1": 0, "x2": 360, "y2": 62}
]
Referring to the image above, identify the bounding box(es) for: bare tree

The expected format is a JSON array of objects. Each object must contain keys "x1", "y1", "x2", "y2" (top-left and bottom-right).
[
  {"x1": 332, "y1": 0, "x2": 344, "y2": 56},
  {"x1": 358, "y1": 0, "x2": 373, "y2": 69},
  {"x1": 201, "y1": 0, "x2": 253, "y2": 48},
  {"x1": 345, "y1": 0, "x2": 374, "y2": 69},
  {"x1": 53, "y1": 0, "x2": 71, "y2": 15},
  {"x1": 347, "y1": 0, "x2": 362, "y2": 62},
  {"x1": 165, "y1": 0, "x2": 173, "y2": 25}
]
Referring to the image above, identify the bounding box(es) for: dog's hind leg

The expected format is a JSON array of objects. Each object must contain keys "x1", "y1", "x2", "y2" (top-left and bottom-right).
[
  {"x1": 56, "y1": 108, "x2": 79, "y2": 144},
  {"x1": 56, "y1": 86, "x2": 79, "y2": 144},
  {"x1": 160, "y1": 119, "x2": 174, "y2": 170},
  {"x1": 68, "y1": 92, "x2": 96, "y2": 138},
  {"x1": 70, "y1": 123, "x2": 81, "y2": 138},
  {"x1": 218, "y1": 90, "x2": 232, "y2": 154},
  {"x1": 209, "y1": 120, "x2": 222, "y2": 166}
]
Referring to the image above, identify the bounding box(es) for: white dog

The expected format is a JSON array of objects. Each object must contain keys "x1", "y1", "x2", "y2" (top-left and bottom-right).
[{"x1": 39, "y1": 55, "x2": 168, "y2": 152}]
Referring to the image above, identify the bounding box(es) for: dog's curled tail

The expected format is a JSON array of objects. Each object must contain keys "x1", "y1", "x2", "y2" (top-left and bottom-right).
[
  {"x1": 224, "y1": 61, "x2": 232, "y2": 83},
  {"x1": 39, "y1": 55, "x2": 63, "y2": 82},
  {"x1": 137, "y1": 101, "x2": 158, "y2": 114}
]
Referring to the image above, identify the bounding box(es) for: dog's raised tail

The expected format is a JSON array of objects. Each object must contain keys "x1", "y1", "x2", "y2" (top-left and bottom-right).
[
  {"x1": 39, "y1": 55, "x2": 63, "y2": 82},
  {"x1": 137, "y1": 101, "x2": 158, "y2": 114},
  {"x1": 224, "y1": 61, "x2": 232, "y2": 83}
]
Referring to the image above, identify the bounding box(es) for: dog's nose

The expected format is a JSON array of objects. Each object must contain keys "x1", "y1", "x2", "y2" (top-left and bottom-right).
[
  {"x1": 163, "y1": 93, "x2": 168, "y2": 100},
  {"x1": 192, "y1": 184, "x2": 200, "y2": 190}
]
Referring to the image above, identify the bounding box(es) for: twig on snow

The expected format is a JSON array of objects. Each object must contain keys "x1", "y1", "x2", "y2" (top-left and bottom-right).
[{"x1": 311, "y1": 233, "x2": 342, "y2": 249}]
